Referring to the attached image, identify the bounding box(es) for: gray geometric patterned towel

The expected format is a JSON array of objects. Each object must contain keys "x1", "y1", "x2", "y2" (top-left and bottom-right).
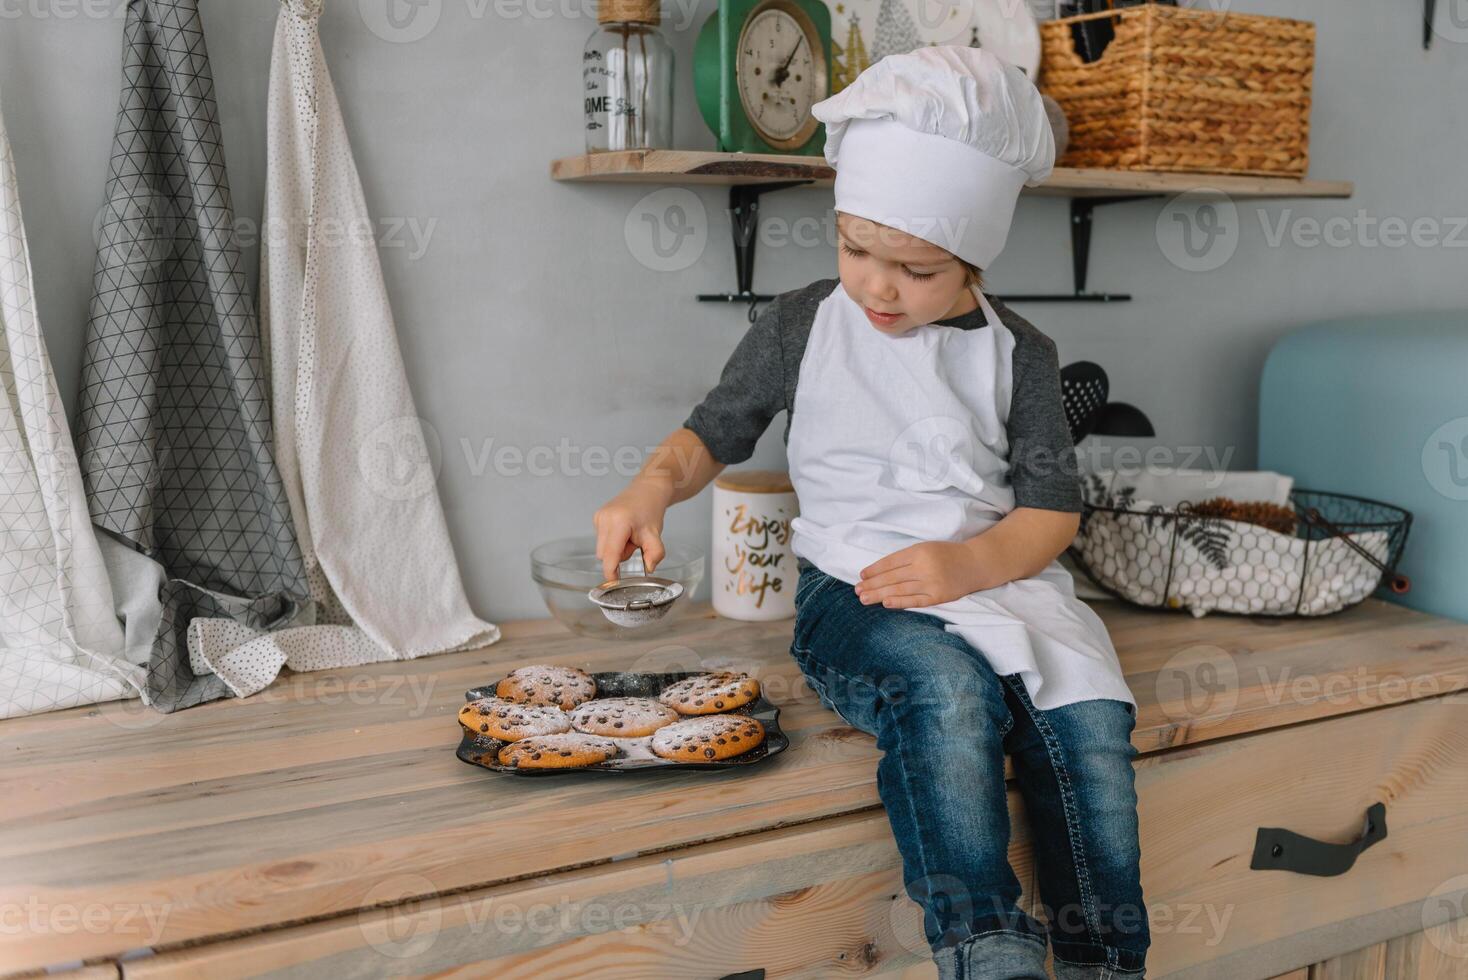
[{"x1": 76, "y1": 0, "x2": 311, "y2": 712}]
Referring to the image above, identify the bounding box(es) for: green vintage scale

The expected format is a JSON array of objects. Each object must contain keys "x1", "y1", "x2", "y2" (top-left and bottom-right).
[{"x1": 694, "y1": 0, "x2": 833, "y2": 155}]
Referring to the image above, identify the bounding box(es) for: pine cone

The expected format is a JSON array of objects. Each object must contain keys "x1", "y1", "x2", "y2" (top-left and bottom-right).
[{"x1": 1186, "y1": 496, "x2": 1299, "y2": 536}]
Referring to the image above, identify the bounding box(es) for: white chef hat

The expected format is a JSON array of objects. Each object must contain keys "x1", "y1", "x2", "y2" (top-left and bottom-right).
[{"x1": 811, "y1": 46, "x2": 1055, "y2": 270}]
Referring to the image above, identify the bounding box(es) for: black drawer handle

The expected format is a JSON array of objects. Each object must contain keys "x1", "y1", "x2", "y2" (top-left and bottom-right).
[
  {"x1": 1250, "y1": 802, "x2": 1387, "y2": 877},
  {"x1": 719, "y1": 972, "x2": 765, "y2": 980}
]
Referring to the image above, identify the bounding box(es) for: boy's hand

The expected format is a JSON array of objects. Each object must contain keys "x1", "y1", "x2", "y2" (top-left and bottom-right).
[
  {"x1": 594, "y1": 482, "x2": 673, "y2": 583},
  {"x1": 855, "y1": 539, "x2": 993, "y2": 609}
]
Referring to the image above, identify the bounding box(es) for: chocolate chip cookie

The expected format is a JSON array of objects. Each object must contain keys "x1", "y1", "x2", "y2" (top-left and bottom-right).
[
  {"x1": 651, "y1": 715, "x2": 766, "y2": 762},
  {"x1": 495, "y1": 664, "x2": 597, "y2": 711},
  {"x1": 459, "y1": 696, "x2": 572, "y2": 741},
  {"x1": 496, "y1": 732, "x2": 620, "y2": 769},
  {"x1": 657, "y1": 672, "x2": 761, "y2": 716},
  {"x1": 569, "y1": 697, "x2": 679, "y2": 737}
]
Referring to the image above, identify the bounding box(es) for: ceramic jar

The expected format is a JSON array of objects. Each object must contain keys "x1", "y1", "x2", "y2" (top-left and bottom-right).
[{"x1": 712, "y1": 470, "x2": 797, "y2": 621}]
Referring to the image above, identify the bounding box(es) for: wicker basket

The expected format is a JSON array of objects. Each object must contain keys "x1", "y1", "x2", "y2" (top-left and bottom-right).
[{"x1": 1039, "y1": 4, "x2": 1315, "y2": 177}]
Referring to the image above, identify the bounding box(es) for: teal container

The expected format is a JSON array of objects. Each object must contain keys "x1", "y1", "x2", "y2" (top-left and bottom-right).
[{"x1": 1259, "y1": 312, "x2": 1468, "y2": 622}]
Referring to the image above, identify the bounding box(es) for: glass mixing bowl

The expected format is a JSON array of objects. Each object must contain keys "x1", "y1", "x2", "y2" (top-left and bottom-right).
[{"x1": 530, "y1": 535, "x2": 705, "y2": 639}]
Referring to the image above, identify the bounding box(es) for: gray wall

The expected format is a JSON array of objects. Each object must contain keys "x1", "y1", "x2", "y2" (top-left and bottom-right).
[{"x1": 2, "y1": 0, "x2": 1464, "y2": 620}]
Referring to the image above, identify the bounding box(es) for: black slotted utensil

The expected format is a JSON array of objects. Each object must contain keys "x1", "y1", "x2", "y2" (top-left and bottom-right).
[{"x1": 1061, "y1": 360, "x2": 1109, "y2": 444}]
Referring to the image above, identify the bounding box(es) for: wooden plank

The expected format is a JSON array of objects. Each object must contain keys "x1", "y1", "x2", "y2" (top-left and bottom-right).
[
  {"x1": 121, "y1": 801, "x2": 1037, "y2": 979},
  {"x1": 1383, "y1": 921, "x2": 1468, "y2": 978},
  {"x1": 16, "y1": 967, "x2": 121, "y2": 980},
  {"x1": 1310, "y1": 941, "x2": 1387, "y2": 979},
  {"x1": 871, "y1": 964, "x2": 939, "y2": 980},
  {"x1": 3, "y1": 598, "x2": 1466, "y2": 972},
  {"x1": 549, "y1": 150, "x2": 1354, "y2": 199},
  {"x1": 1140, "y1": 695, "x2": 1468, "y2": 977},
  {"x1": 1036, "y1": 168, "x2": 1353, "y2": 200},
  {"x1": 113, "y1": 692, "x2": 1468, "y2": 978},
  {"x1": 551, "y1": 149, "x2": 836, "y2": 186}
]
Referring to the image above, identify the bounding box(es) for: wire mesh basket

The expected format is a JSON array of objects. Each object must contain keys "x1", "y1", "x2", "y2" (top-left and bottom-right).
[{"x1": 1069, "y1": 478, "x2": 1412, "y2": 618}]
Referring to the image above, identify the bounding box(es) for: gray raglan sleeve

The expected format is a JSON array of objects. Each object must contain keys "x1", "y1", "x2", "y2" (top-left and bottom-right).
[
  {"x1": 681, "y1": 296, "x2": 786, "y2": 465},
  {"x1": 1006, "y1": 326, "x2": 1085, "y2": 513}
]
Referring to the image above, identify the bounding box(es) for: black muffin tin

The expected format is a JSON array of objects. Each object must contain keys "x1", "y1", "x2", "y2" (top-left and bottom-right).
[{"x1": 455, "y1": 670, "x2": 789, "y2": 776}]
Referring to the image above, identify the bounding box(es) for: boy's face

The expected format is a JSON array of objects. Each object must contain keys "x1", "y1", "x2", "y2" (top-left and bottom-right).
[{"x1": 835, "y1": 212, "x2": 977, "y2": 335}]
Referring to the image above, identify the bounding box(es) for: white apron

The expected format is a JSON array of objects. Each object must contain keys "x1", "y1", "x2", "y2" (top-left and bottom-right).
[{"x1": 787, "y1": 282, "x2": 1135, "y2": 711}]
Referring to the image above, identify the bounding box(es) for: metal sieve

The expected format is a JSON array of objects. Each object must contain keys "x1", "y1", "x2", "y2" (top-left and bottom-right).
[{"x1": 587, "y1": 576, "x2": 685, "y2": 628}]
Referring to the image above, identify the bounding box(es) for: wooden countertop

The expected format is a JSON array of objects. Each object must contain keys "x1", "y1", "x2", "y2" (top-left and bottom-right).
[{"x1": 5, "y1": 598, "x2": 1468, "y2": 974}]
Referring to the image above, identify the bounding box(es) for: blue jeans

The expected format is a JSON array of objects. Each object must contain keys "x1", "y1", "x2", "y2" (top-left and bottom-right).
[{"x1": 791, "y1": 558, "x2": 1149, "y2": 979}]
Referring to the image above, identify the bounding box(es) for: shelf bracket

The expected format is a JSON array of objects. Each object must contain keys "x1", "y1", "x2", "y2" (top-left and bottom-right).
[
  {"x1": 699, "y1": 188, "x2": 1163, "y2": 313},
  {"x1": 1426, "y1": 0, "x2": 1437, "y2": 48},
  {"x1": 1000, "y1": 194, "x2": 1162, "y2": 304},
  {"x1": 696, "y1": 180, "x2": 814, "y2": 322}
]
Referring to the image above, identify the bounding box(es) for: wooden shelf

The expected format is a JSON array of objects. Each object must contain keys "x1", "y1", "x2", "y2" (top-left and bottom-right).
[
  {"x1": 551, "y1": 149, "x2": 1354, "y2": 199},
  {"x1": 553, "y1": 149, "x2": 1353, "y2": 304}
]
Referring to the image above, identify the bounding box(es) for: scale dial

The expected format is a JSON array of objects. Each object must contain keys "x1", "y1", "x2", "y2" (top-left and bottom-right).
[{"x1": 735, "y1": 0, "x2": 826, "y2": 150}]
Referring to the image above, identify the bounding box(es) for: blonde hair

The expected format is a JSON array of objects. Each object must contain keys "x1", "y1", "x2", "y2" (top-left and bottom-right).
[{"x1": 960, "y1": 259, "x2": 984, "y2": 293}]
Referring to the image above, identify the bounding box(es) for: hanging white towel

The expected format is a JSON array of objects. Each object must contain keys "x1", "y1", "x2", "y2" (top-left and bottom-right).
[
  {"x1": 0, "y1": 96, "x2": 148, "y2": 718},
  {"x1": 191, "y1": 0, "x2": 499, "y2": 693}
]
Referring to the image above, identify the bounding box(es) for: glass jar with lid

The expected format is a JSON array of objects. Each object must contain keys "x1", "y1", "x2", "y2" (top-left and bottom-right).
[{"x1": 583, "y1": 0, "x2": 673, "y2": 152}]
